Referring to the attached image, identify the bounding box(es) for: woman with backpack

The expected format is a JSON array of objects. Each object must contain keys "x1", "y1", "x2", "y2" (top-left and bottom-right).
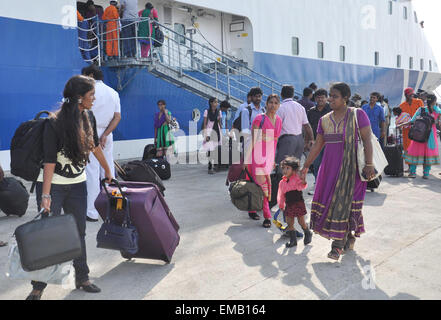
[
  {"x1": 243, "y1": 94, "x2": 282, "y2": 228},
  {"x1": 26, "y1": 75, "x2": 113, "y2": 300},
  {"x1": 202, "y1": 97, "x2": 222, "y2": 174},
  {"x1": 401, "y1": 94, "x2": 441, "y2": 179}
]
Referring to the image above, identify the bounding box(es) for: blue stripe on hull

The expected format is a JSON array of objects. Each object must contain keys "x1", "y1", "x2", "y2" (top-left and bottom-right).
[{"x1": 253, "y1": 52, "x2": 406, "y2": 107}]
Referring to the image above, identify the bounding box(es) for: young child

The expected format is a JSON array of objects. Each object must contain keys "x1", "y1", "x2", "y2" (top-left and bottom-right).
[{"x1": 277, "y1": 157, "x2": 313, "y2": 248}]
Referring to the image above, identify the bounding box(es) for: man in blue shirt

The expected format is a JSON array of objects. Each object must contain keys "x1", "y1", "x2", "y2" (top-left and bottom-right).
[{"x1": 362, "y1": 92, "x2": 386, "y2": 148}]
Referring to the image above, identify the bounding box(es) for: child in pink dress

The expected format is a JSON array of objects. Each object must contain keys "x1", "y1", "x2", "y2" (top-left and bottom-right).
[{"x1": 277, "y1": 157, "x2": 313, "y2": 248}]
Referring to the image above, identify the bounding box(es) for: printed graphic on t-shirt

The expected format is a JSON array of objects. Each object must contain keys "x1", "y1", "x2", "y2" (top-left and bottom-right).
[{"x1": 54, "y1": 151, "x2": 85, "y2": 178}]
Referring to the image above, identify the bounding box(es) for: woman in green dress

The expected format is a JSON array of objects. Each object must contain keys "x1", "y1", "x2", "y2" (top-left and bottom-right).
[{"x1": 154, "y1": 100, "x2": 175, "y2": 157}]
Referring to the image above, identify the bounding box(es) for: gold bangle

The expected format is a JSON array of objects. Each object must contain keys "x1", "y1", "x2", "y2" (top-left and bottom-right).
[{"x1": 365, "y1": 164, "x2": 375, "y2": 167}]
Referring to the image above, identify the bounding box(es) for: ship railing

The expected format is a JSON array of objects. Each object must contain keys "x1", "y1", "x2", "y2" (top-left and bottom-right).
[
  {"x1": 77, "y1": 15, "x2": 101, "y2": 65},
  {"x1": 89, "y1": 16, "x2": 289, "y2": 101}
]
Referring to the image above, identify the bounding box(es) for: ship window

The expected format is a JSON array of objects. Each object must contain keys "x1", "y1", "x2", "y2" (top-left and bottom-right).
[
  {"x1": 403, "y1": 6, "x2": 408, "y2": 20},
  {"x1": 292, "y1": 37, "x2": 299, "y2": 56},
  {"x1": 339, "y1": 46, "x2": 345, "y2": 62},
  {"x1": 163, "y1": 6, "x2": 172, "y2": 25},
  {"x1": 414, "y1": 11, "x2": 418, "y2": 23},
  {"x1": 388, "y1": 1, "x2": 393, "y2": 15},
  {"x1": 420, "y1": 59, "x2": 424, "y2": 70},
  {"x1": 375, "y1": 52, "x2": 379, "y2": 66},
  {"x1": 409, "y1": 57, "x2": 413, "y2": 69},
  {"x1": 318, "y1": 42, "x2": 324, "y2": 59},
  {"x1": 397, "y1": 55, "x2": 401, "y2": 68},
  {"x1": 429, "y1": 60, "x2": 432, "y2": 71},
  {"x1": 174, "y1": 23, "x2": 186, "y2": 45}
]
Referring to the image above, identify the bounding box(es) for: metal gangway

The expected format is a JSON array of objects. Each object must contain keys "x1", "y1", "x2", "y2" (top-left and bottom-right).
[{"x1": 78, "y1": 16, "x2": 296, "y2": 107}]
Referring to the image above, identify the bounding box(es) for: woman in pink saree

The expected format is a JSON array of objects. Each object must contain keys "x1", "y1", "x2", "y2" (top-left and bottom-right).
[{"x1": 244, "y1": 94, "x2": 282, "y2": 228}]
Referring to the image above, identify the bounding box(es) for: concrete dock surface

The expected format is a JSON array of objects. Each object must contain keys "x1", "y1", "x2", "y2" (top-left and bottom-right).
[{"x1": 1, "y1": 160, "x2": 441, "y2": 300}]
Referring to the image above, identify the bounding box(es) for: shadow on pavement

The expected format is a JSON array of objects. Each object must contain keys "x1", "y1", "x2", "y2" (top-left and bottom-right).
[
  {"x1": 311, "y1": 253, "x2": 419, "y2": 300},
  {"x1": 63, "y1": 260, "x2": 175, "y2": 300}
]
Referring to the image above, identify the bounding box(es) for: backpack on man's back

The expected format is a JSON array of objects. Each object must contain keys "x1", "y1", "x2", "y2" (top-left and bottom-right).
[{"x1": 232, "y1": 106, "x2": 252, "y2": 132}]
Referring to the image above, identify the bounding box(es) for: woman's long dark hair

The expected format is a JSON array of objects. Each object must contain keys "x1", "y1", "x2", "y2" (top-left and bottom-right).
[
  {"x1": 427, "y1": 93, "x2": 437, "y2": 114},
  {"x1": 55, "y1": 75, "x2": 95, "y2": 167}
]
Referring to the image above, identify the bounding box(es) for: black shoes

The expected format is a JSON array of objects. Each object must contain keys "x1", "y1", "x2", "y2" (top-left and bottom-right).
[
  {"x1": 76, "y1": 282, "x2": 101, "y2": 293},
  {"x1": 248, "y1": 212, "x2": 260, "y2": 220},
  {"x1": 303, "y1": 228, "x2": 313, "y2": 245},
  {"x1": 26, "y1": 290, "x2": 44, "y2": 300},
  {"x1": 285, "y1": 230, "x2": 297, "y2": 248},
  {"x1": 86, "y1": 217, "x2": 99, "y2": 222}
]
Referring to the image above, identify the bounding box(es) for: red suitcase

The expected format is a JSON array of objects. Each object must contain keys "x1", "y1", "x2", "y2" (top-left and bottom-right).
[{"x1": 95, "y1": 180, "x2": 180, "y2": 263}]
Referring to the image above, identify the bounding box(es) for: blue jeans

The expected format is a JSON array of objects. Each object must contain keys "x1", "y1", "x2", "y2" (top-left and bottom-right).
[
  {"x1": 121, "y1": 20, "x2": 136, "y2": 57},
  {"x1": 32, "y1": 182, "x2": 90, "y2": 291},
  {"x1": 313, "y1": 149, "x2": 324, "y2": 182}
]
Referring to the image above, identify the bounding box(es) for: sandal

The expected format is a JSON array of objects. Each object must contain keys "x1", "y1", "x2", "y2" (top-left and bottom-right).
[
  {"x1": 0, "y1": 241, "x2": 8, "y2": 247},
  {"x1": 248, "y1": 212, "x2": 260, "y2": 220},
  {"x1": 262, "y1": 219, "x2": 271, "y2": 228},
  {"x1": 343, "y1": 237, "x2": 356, "y2": 252},
  {"x1": 327, "y1": 248, "x2": 343, "y2": 261}
]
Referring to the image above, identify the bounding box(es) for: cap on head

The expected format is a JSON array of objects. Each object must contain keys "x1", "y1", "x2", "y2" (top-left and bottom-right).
[{"x1": 404, "y1": 87, "x2": 414, "y2": 96}]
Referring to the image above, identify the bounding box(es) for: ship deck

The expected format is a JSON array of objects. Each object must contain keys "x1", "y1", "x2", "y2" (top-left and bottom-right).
[{"x1": 1, "y1": 158, "x2": 441, "y2": 300}]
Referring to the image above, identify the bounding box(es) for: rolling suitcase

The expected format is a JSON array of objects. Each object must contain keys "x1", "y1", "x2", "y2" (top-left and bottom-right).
[
  {"x1": 383, "y1": 144, "x2": 404, "y2": 177},
  {"x1": 0, "y1": 177, "x2": 29, "y2": 217},
  {"x1": 95, "y1": 180, "x2": 180, "y2": 263},
  {"x1": 115, "y1": 160, "x2": 165, "y2": 195},
  {"x1": 145, "y1": 158, "x2": 171, "y2": 180}
]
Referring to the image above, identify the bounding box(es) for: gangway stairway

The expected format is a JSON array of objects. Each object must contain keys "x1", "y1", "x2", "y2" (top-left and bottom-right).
[{"x1": 80, "y1": 17, "x2": 298, "y2": 109}]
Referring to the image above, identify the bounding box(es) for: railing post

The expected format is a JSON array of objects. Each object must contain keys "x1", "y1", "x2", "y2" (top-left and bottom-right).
[
  {"x1": 117, "y1": 19, "x2": 121, "y2": 60},
  {"x1": 178, "y1": 41, "x2": 182, "y2": 76},
  {"x1": 215, "y1": 61, "x2": 218, "y2": 89},
  {"x1": 226, "y1": 59, "x2": 231, "y2": 98},
  {"x1": 167, "y1": 35, "x2": 171, "y2": 67},
  {"x1": 135, "y1": 19, "x2": 140, "y2": 60}
]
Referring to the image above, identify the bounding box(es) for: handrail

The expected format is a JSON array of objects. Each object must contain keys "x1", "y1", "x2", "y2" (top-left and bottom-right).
[
  {"x1": 95, "y1": 16, "x2": 283, "y2": 87},
  {"x1": 78, "y1": 15, "x2": 303, "y2": 99}
]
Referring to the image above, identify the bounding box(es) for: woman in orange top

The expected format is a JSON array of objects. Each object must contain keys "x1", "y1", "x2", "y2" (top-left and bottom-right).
[
  {"x1": 102, "y1": 1, "x2": 120, "y2": 57},
  {"x1": 399, "y1": 88, "x2": 424, "y2": 151}
]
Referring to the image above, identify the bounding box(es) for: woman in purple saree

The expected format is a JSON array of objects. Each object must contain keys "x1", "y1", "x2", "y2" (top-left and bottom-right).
[{"x1": 302, "y1": 83, "x2": 375, "y2": 261}]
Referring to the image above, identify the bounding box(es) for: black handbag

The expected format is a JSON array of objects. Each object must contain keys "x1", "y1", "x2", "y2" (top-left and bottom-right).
[
  {"x1": 96, "y1": 180, "x2": 139, "y2": 255},
  {"x1": 14, "y1": 210, "x2": 82, "y2": 272}
]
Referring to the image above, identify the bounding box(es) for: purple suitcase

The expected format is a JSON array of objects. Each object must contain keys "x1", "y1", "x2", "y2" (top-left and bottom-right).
[{"x1": 95, "y1": 180, "x2": 180, "y2": 263}]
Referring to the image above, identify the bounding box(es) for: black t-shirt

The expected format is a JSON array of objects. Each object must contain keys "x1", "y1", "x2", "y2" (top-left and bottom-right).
[
  {"x1": 307, "y1": 103, "x2": 331, "y2": 138},
  {"x1": 41, "y1": 110, "x2": 100, "y2": 181}
]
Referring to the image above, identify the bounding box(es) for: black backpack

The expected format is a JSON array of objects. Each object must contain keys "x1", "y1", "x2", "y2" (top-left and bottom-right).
[
  {"x1": 10, "y1": 111, "x2": 53, "y2": 182},
  {"x1": 232, "y1": 106, "x2": 252, "y2": 131},
  {"x1": 409, "y1": 108, "x2": 434, "y2": 143},
  {"x1": 153, "y1": 26, "x2": 164, "y2": 48}
]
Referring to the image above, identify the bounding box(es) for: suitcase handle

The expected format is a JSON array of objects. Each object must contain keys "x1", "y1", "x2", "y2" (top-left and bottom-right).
[{"x1": 101, "y1": 179, "x2": 127, "y2": 201}]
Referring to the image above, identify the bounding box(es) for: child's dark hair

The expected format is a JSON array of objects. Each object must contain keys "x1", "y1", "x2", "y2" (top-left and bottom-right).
[{"x1": 281, "y1": 156, "x2": 301, "y2": 171}]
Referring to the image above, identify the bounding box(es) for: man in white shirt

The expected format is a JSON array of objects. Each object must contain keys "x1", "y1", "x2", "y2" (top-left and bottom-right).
[
  {"x1": 120, "y1": 0, "x2": 138, "y2": 58},
  {"x1": 276, "y1": 85, "x2": 314, "y2": 163},
  {"x1": 82, "y1": 65, "x2": 122, "y2": 221}
]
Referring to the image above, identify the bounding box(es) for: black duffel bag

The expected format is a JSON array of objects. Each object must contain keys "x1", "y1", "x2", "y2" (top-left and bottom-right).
[
  {"x1": 0, "y1": 177, "x2": 29, "y2": 217},
  {"x1": 114, "y1": 160, "x2": 165, "y2": 195},
  {"x1": 145, "y1": 158, "x2": 171, "y2": 180},
  {"x1": 15, "y1": 211, "x2": 82, "y2": 271}
]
